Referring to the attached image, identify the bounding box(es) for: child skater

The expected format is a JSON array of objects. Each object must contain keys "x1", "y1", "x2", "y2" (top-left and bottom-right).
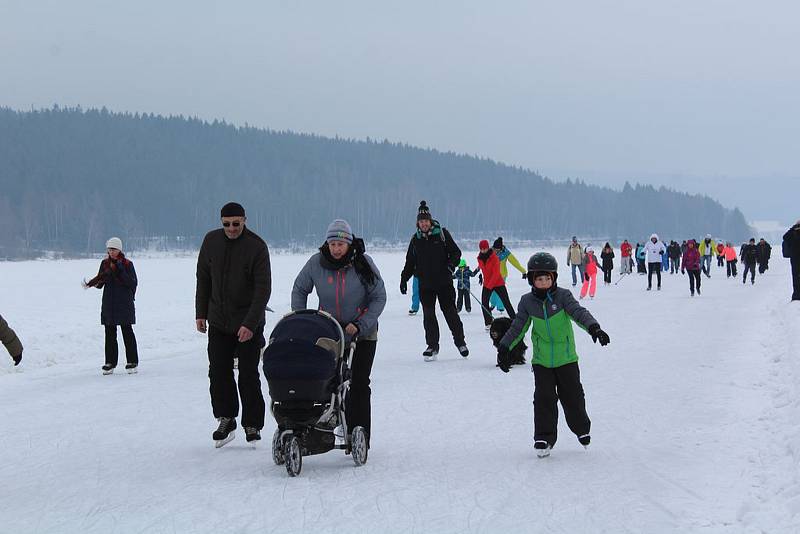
[{"x1": 496, "y1": 252, "x2": 610, "y2": 458}]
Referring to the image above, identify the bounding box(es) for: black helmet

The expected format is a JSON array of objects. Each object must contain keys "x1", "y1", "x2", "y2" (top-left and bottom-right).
[{"x1": 527, "y1": 252, "x2": 558, "y2": 273}]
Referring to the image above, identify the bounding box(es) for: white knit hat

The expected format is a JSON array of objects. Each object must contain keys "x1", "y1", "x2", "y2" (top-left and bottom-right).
[{"x1": 106, "y1": 237, "x2": 123, "y2": 251}]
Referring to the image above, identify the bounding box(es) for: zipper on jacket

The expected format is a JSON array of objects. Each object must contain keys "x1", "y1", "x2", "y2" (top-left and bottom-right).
[{"x1": 543, "y1": 294, "x2": 555, "y2": 367}]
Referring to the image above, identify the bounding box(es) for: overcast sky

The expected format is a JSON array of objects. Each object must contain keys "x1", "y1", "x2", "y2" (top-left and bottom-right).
[{"x1": 1, "y1": 0, "x2": 797, "y2": 224}]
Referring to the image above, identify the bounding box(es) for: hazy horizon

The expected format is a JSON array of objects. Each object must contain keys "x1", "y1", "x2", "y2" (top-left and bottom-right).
[{"x1": 1, "y1": 0, "x2": 798, "y2": 224}]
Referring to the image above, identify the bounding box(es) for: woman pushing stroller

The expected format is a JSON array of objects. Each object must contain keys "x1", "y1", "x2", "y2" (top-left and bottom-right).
[{"x1": 291, "y1": 219, "x2": 386, "y2": 447}]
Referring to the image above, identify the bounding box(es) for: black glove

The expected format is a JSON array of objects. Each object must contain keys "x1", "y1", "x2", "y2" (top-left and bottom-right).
[
  {"x1": 400, "y1": 280, "x2": 408, "y2": 295},
  {"x1": 522, "y1": 272, "x2": 528, "y2": 280},
  {"x1": 681, "y1": 269, "x2": 685, "y2": 275},
  {"x1": 12, "y1": 351, "x2": 21, "y2": 366},
  {"x1": 588, "y1": 324, "x2": 610, "y2": 346},
  {"x1": 584, "y1": 273, "x2": 590, "y2": 282},
  {"x1": 478, "y1": 274, "x2": 483, "y2": 285},
  {"x1": 497, "y1": 345, "x2": 511, "y2": 373}
]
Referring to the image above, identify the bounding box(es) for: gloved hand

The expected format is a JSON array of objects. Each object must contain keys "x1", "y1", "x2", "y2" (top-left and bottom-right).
[
  {"x1": 681, "y1": 269, "x2": 685, "y2": 275},
  {"x1": 585, "y1": 273, "x2": 590, "y2": 282},
  {"x1": 522, "y1": 272, "x2": 528, "y2": 280},
  {"x1": 497, "y1": 345, "x2": 511, "y2": 373},
  {"x1": 12, "y1": 351, "x2": 21, "y2": 366},
  {"x1": 400, "y1": 280, "x2": 408, "y2": 295},
  {"x1": 478, "y1": 274, "x2": 483, "y2": 286},
  {"x1": 588, "y1": 324, "x2": 610, "y2": 346}
]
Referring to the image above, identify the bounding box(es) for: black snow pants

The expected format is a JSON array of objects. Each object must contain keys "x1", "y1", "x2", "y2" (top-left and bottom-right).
[
  {"x1": 647, "y1": 262, "x2": 662, "y2": 289},
  {"x1": 456, "y1": 288, "x2": 472, "y2": 312},
  {"x1": 758, "y1": 259, "x2": 769, "y2": 274},
  {"x1": 346, "y1": 339, "x2": 377, "y2": 438},
  {"x1": 602, "y1": 267, "x2": 612, "y2": 284},
  {"x1": 104, "y1": 325, "x2": 138, "y2": 367},
  {"x1": 419, "y1": 284, "x2": 465, "y2": 349},
  {"x1": 481, "y1": 286, "x2": 515, "y2": 326},
  {"x1": 743, "y1": 262, "x2": 757, "y2": 283},
  {"x1": 207, "y1": 325, "x2": 266, "y2": 429},
  {"x1": 792, "y1": 258, "x2": 800, "y2": 301},
  {"x1": 687, "y1": 269, "x2": 701, "y2": 294},
  {"x1": 532, "y1": 363, "x2": 590, "y2": 447},
  {"x1": 727, "y1": 260, "x2": 738, "y2": 278}
]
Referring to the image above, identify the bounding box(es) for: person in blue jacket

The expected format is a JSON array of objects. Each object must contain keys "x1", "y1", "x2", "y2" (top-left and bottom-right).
[{"x1": 453, "y1": 259, "x2": 478, "y2": 312}]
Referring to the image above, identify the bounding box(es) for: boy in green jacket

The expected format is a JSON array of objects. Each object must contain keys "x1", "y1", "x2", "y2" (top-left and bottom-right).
[{"x1": 497, "y1": 252, "x2": 610, "y2": 458}]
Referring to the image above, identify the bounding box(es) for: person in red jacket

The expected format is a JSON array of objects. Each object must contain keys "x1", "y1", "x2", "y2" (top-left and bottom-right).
[
  {"x1": 716, "y1": 242, "x2": 726, "y2": 267},
  {"x1": 477, "y1": 240, "x2": 516, "y2": 329},
  {"x1": 620, "y1": 240, "x2": 633, "y2": 274},
  {"x1": 580, "y1": 247, "x2": 600, "y2": 299}
]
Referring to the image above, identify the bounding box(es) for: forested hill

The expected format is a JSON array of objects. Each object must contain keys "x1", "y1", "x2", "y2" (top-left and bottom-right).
[{"x1": 0, "y1": 107, "x2": 751, "y2": 257}]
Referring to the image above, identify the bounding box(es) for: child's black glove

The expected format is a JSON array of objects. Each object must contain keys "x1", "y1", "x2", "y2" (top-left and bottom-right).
[
  {"x1": 522, "y1": 272, "x2": 528, "y2": 280},
  {"x1": 497, "y1": 345, "x2": 511, "y2": 373},
  {"x1": 584, "y1": 273, "x2": 590, "y2": 282},
  {"x1": 12, "y1": 351, "x2": 21, "y2": 366},
  {"x1": 588, "y1": 324, "x2": 610, "y2": 346},
  {"x1": 478, "y1": 274, "x2": 483, "y2": 285},
  {"x1": 399, "y1": 280, "x2": 407, "y2": 295}
]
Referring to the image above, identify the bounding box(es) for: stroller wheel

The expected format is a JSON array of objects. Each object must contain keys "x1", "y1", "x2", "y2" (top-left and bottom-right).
[
  {"x1": 271, "y1": 429, "x2": 285, "y2": 465},
  {"x1": 351, "y1": 426, "x2": 368, "y2": 467},
  {"x1": 284, "y1": 435, "x2": 302, "y2": 477}
]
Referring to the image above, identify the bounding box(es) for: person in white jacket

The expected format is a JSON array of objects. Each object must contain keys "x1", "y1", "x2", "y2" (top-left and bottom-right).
[{"x1": 643, "y1": 233, "x2": 666, "y2": 291}]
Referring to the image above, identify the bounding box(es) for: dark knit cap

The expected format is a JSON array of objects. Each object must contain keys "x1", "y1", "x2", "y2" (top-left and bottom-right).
[
  {"x1": 220, "y1": 202, "x2": 246, "y2": 218},
  {"x1": 493, "y1": 237, "x2": 503, "y2": 249},
  {"x1": 416, "y1": 200, "x2": 432, "y2": 221}
]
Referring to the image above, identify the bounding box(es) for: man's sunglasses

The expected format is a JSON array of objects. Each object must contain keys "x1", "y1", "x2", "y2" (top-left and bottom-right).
[{"x1": 222, "y1": 221, "x2": 241, "y2": 228}]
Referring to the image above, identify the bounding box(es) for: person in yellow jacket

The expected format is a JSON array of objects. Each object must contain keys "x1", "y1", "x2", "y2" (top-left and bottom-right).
[
  {"x1": 0, "y1": 314, "x2": 23, "y2": 366},
  {"x1": 489, "y1": 238, "x2": 527, "y2": 311},
  {"x1": 697, "y1": 234, "x2": 717, "y2": 278}
]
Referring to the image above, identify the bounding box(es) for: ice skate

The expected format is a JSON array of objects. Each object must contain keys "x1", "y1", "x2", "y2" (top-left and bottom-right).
[
  {"x1": 213, "y1": 417, "x2": 236, "y2": 448},
  {"x1": 534, "y1": 440, "x2": 551, "y2": 458},
  {"x1": 422, "y1": 346, "x2": 438, "y2": 362}
]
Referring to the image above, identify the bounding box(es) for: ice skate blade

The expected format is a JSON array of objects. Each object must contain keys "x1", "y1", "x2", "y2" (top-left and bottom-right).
[
  {"x1": 536, "y1": 448, "x2": 551, "y2": 458},
  {"x1": 215, "y1": 432, "x2": 235, "y2": 448},
  {"x1": 102, "y1": 369, "x2": 114, "y2": 375},
  {"x1": 423, "y1": 354, "x2": 438, "y2": 362},
  {"x1": 126, "y1": 367, "x2": 138, "y2": 374}
]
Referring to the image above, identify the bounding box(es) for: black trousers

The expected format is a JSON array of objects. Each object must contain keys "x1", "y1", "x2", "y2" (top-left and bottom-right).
[
  {"x1": 208, "y1": 326, "x2": 265, "y2": 429},
  {"x1": 419, "y1": 284, "x2": 465, "y2": 348},
  {"x1": 647, "y1": 262, "x2": 662, "y2": 288},
  {"x1": 792, "y1": 258, "x2": 800, "y2": 301},
  {"x1": 743, "y1": 262, "x2": 757, "y2": 283},
  {"x1": 481, "y1": 286, "x2": 515, "y2": 326},
  {"x1": 104, "y1": 325, "x2": 138, "y2": 366},
  {"x1": 687, "y1": 269, "x2": 701, "y2": 293},
  {"x1": 346, "y1": 339, "x2": 377, "y2": 437},
  {"x1": 717, "y1": 255, "x2": 725, "y2": 267},
  {"x1": 532, "y1": 363, "x2": 590, "y2": 447},
  {"x1": 602, "y1": 267, "x2": 612, "y2": 284},
  {"x1": 456, "y1": 288, "x2": 472, "y2": 312},
  {"x1": 758, "y1": 259, "x2": 769, "y2": 273},
  {"x1": 727, "y1": 260, "x2": 738, "y2": 277}
]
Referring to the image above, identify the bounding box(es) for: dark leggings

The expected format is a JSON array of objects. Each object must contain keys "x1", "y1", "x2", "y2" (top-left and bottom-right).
[
  {"x1": 104, "y1": 325, "x2": 138, "y2": 366},
  {"x1": 481, "y1": 286, "x2": 515, "y2": 325},
  {"x1": 346, "y1": 339, "x2": 377, "y2": 438},
  {"x1": 687, "y1": 269, "x2": 701, "y2": 293},
  {"x1": 647, "y1": 262, "x2": 662, "y2": 288}
]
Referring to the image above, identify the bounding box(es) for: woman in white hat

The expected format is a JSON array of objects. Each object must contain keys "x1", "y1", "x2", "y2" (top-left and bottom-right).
[{"x1": 83, "y1": 237, "x2": 139, "y2": 374}]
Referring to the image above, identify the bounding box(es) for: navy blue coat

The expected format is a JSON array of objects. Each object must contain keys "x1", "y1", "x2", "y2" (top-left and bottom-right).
[{"x1": 95, "y1": 257, "x2": 138, "y2": 326}]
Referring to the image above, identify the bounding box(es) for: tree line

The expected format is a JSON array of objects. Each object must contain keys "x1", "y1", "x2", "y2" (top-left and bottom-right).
[{"x1": 0, "y1": 106, "x2": 752, "y2": 258}]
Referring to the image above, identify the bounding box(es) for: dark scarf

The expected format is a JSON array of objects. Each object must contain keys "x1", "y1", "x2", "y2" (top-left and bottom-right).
[
  {"x1": 478, "y1": 249, "x2": 494, "y2": 262},
  {"x1": 319, "y1": 238, "x2": 376, "y2": 287},
  {"x1": 85, "y1": 252, "x2": 130, "y2": 288}
]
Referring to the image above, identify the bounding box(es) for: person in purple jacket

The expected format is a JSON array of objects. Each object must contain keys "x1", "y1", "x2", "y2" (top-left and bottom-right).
[{"x1": 681, "y1": 239, "x2": 702, "y2": 297}]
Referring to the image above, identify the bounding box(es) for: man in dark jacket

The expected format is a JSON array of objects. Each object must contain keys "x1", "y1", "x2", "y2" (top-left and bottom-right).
[
  {"x1": 741, "y1": 238, "x2": 759, "y2": 285},
  {"x1": 400, "y1": 201, "x2": 468, "y2": 360},
  {"x1": 196, "y1": 202, "x2": 271, "y2": 447},
  {"x1": 784, "y1": 221, "x2": 800, "y2": 301},
  {"x1": 757, "y1": 238, "x2": 772, "y2": 274},
  {"x1": 0, "y1": 314, "x2": 23, "y2": 366}
]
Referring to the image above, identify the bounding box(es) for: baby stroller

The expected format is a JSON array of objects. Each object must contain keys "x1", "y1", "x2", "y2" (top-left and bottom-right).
[{"x1": 262, "y1": 309, "x2": 368, "y2": 477}]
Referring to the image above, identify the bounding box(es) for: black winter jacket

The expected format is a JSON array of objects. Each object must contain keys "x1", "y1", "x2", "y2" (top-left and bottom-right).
[
  {"x1": 401, "y1": 222, "x2": 462, "y2": 289},
  {"x1": 784, "y1": 225, "x2": 800, "y2": 259},
  {"x1": 95, "y1": 258, "x2": 137, "y2": 326},
  {"x1": 741, "y1": 244, "x2": 758, "y2": 265},
  {"x1": 195, "y1": 227, "x2": 271, "y2": 334}
]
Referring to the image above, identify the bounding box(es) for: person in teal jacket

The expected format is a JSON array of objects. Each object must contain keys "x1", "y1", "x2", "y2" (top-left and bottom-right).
[
  {"x1": 497, "y1": 252, "x2": 610, "y2": 458},
  {"x1": 489, "y1": 238, "x2": 526, "y2": 311}
]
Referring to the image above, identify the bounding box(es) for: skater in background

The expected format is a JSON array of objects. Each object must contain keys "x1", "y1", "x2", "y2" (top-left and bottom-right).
[
  {"x1": 643, "y1": 234, "x2": 666, "y2": 291},
  {"x1": 489, "y1": 237, "x2": 527, "y2": 311},
  {"x1": 681, "y1": 239, "x2": 702, "y2": 297},
  {"x1": 580, "y1": 246, "x2": 600, "y2": 298},
  {"x1": 477, "y1": 240, "x2": 516, "y2": 329},
  {"x1": 82, "y1": 237, "x2": 138, "y2": 375},
  {"x1": 408, "y1": 276, "x2": 420, "y2": 315},
  {"x1": 783, "y1": 221, "x2": 800, "y2": 301},
  {"x1": 757, "y1": 238, "x2": 772, "y2": 274},
  {"x1": 620, "y1": 240, "x2": 632, "y2": 274},
  {"x1": 724, "y1": 242, "x2": 738, "y2": 278},
  {"x1": 741, "y1": 238, "x2": 758, "y2": 285},
  {"x1": 698, "y1": 234, "x2": 717, "y2": 278},
  {"x1": 681, "y1": 240, "x2": 688, "y2": 256},
  {"x1": 453, "y1": 259, "x2": 478, "y2": 313},
  {"x1": 635, "y1": 243, "x2": 647, "y2": 274},
  {"x1": 400, "y1": 201, "x2": 468, "y2": 360},
  {"x1": 661, "y1": 239, "x2": 670, "y2": 272},
  {"x1": 496, "y1": 252, "x2": 610, "y2": 458},
  {"x1": 292, "y1": 219, "x2": 386, "y2": 445},
  {"x1": 196, "y1": 202, "x2": 271, "y2": 446},
  {"x1": 0, "y1": 313, "x2": 23, "y2": 366},
  {"x1": 566, "y1": 237, "x2": 585, "y2": 287},
  {"x1": 668, "y1": 240, "x2": 682, "y2": 274},
  {"x1": 716, "y1": 241, "x2": 726, "y2": 267},
  {"x1": 600, "y1": 243, "x2": 614, "y2": 285}
]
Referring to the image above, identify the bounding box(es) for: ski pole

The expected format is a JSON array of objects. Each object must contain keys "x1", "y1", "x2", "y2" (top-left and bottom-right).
[
  {"x1": 614, "y1": 272, "x2": 629, "y2": 286},
  {"x1": 467, "y1": 288, "x2": 494, "y2": 316}
]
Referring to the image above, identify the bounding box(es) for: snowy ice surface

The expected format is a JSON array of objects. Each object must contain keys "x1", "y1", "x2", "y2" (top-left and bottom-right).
[{"x1": 1, "y1": 250, "x2": 798, "y2": 533}]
